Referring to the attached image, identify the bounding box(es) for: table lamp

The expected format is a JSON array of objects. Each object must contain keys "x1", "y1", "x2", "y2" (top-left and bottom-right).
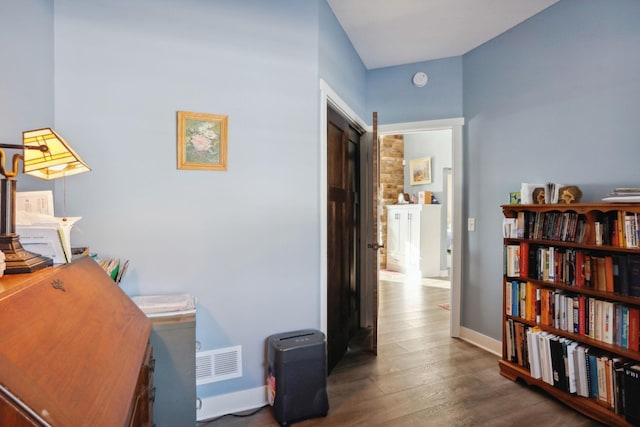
[{"x1": 0, "y1": 128, "x2": 90, "y2": 274}]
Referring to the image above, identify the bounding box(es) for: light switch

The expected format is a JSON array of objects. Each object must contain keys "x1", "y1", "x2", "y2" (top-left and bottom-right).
[{"x1": 468, "y1": 217, "x2": 476, "y2": 232}]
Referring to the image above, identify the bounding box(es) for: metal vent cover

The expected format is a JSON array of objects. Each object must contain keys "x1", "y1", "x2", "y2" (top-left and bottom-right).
[{"x1": 196, "y1": 346, "x2": 242, "y2": 385}]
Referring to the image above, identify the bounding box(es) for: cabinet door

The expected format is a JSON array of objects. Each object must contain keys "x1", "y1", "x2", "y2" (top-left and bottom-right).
[
  {"x1": 405, "y1": 208, "x2": 422, "y2": 272},
  {"x1": 387, "y1": 209, "x2": 402, "y2": 258}
]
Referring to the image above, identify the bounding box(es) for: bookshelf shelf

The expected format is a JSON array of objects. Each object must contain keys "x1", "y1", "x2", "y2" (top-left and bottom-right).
[
  {"x1": 499, "y1": 360, "x2": 633, "y2": 427},
  {"x1": 501, "y1": 203, "x2": 640, "y2": 427}
]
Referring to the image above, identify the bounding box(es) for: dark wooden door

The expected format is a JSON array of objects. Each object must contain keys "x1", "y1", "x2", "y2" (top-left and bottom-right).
[
  {"x1": 369, "y1": 111, "x2": 380, "y2": 354},
  {"x1": 327, "y1": 105, "x2": 361, "y2": 373}
]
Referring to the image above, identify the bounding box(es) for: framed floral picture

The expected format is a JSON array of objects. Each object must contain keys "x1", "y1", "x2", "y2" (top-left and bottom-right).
[
  {"x1": 409, "y1": 157, "x2": 432, "y2": 185},
  {"x1": 177, "y1": 111, "x2": 228, "y2": 171}
]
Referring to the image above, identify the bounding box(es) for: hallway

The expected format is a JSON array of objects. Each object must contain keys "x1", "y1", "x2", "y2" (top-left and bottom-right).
[{"x1": 206, "y1": 276, "x2": 602, "y2": 426}]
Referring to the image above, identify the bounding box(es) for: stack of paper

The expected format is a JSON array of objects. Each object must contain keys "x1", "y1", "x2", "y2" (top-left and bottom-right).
[
  {"x1": 603, "y1": 187, "x2": 640, "y2": 202},
  {"x1": 94, "y1": 256, "x2": 129, "y2": 284},
  {"x1": 130, "y1": 294, "x2": 196, "y2": 317},
  {"x1": 15, "y1": 191, "x2": 81, "y2": 265}
]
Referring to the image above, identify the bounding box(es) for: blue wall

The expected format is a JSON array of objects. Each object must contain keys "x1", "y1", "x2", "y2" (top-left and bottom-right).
[
  {"x1": 318, "y1": 0, "x2": 367, "y2": 119},
  {"x1": 49, "y1": 0, "x2": 364, "y2": 398},
  {"x1": 4, "y1": 0, "x2": 640, "y2": 411},
  {"x1": 367, "y1": 56, "x2": 463, "y2": 124},
  {"x1": 462, "y1": 0, "x2": 640, "y2": 339},
  {"x1": 0, "y1": 0, "x2": 55, "y2": 192}
]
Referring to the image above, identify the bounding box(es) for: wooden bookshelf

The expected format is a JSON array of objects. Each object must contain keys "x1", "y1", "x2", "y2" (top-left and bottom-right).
[{"x1": 500, "y1": 203, "x2": 640, "y2": 427}]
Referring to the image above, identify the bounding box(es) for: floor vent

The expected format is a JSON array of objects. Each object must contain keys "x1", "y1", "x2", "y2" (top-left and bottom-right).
[{"x1": 196, "y1": 346, "x2": 242, "y2": 385}]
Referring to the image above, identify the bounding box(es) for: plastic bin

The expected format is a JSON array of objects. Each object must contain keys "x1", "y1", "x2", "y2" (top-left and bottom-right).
[{"x1": 267, "y1": 329, "x2": 329, "y2": 425}]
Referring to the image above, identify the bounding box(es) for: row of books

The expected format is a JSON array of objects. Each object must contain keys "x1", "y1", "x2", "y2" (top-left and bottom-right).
[
  {"x1": 593, "y1": 211, "x2": 640, "y2": 248},
  {"x1": 503, "y1": 211, "x2": 587, "y2": 242},
  {"x1": 506, "y1": 281, "x2": 640, "y2": 350},
  {"x1": 506, "y1": 319, "x2": 640, "y2": 423},
  {"x1": 504, "y1": 209, "x2": 640, "y2": 248},
  {"x1": 505, "y1": 242, "x2": 640, "y2": 297}
]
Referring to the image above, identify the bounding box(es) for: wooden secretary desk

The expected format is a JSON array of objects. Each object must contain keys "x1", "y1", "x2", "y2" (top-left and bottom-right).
[{"x1": 0, "y1": 256, "x2": 153, "y2": 426}]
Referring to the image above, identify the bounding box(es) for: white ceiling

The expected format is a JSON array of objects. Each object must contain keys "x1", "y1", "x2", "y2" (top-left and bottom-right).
[{"x1": 326, "y1": 0, "x2": 559, "y2": 69}]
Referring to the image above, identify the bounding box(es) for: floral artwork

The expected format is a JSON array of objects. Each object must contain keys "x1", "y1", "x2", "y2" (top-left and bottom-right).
[{"x1": 177, "y1": 111, "x2": 228, "y2": 171}]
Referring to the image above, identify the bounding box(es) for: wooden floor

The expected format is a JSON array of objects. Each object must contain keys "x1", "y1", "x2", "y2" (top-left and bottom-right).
[{"x1": 203, "y1": 276, "x2": 603, "y2": 426}]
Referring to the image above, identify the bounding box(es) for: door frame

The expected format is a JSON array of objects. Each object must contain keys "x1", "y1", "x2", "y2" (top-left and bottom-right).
[
  {"x1": 378, "y1": 119, "x2": 464, "y2": 337},
  {"x1": 319, "y1": 78, "x2": 464, "y2": 338}
]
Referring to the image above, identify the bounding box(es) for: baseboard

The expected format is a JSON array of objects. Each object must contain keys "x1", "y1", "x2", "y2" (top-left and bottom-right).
[
  {"x1": 458, "y1": 326, "x2": 501, "y2": 356},
  {"x1": 196, "y1": 329, "x2": 499, "y2": 422},
  {"x1": 197, "y1": 386, "x2": 268, "y2": 422}
]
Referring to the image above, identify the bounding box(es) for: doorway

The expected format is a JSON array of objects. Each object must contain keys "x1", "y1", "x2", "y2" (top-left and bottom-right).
[
  {"x1": 379, "y1": 120, "x2": 463, "y2": 338},
  {"x1": 319, "y1": 79, "x2": 464, "y2": 352},
  {"x1": 380, "y1": 130, "x2": 452, "y2": 280}
]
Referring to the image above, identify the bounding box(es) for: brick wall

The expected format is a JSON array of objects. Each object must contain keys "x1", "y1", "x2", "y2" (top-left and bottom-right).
[{"x1": 379, "y1": 134, "x2": 404, "y2": 269}]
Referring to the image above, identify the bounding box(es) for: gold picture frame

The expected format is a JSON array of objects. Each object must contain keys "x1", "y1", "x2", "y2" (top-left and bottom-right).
[
  {"x1": 409, "y1": 157, "x2": 432, "y2": 185},
  {"x1": 177, "y1": 111, "x2": 228, "y2": 171}
]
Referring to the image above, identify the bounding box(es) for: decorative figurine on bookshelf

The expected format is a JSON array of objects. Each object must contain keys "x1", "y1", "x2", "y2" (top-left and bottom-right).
[
  {"x1": 558, "y1": 185, "x2": 583, "y2": 204},
  {"x1": 532, "y1": 187, "x2": 546, "y2": 204},
  {"x1": 520, "y1": 182, "x2": 582, "y2": 204}
]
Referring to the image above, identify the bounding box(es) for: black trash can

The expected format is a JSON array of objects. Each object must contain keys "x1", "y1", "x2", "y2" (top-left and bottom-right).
[{"x1": 267, "y1": 329, "x2": 329, "y2": 425}]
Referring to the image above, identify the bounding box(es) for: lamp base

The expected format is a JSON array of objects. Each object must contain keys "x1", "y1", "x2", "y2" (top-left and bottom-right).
[{"x1": 0, "y1": 234, "x2": 53, "y2": 274}]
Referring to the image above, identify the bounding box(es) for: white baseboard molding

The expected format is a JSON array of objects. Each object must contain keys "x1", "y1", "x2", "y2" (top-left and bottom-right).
[
  {"x1": 197, "y1": 386, "x2": 268, "y2": 422},
  {"x1": 458, "y1": 326, "x2": 501, "y2": 357},
  {"x1": 196, "y1": 328, "x2": 499, "y2": 422}
]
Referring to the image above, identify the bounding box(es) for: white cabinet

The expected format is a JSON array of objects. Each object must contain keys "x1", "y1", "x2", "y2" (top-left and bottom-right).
[{"x1": 386, "y1": 204, "x2": 442, "y2": 277}]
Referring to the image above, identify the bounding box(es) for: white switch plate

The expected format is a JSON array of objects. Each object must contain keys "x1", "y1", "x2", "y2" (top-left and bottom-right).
[{"x1": 468, "y1": 217, "x2": 476, "y2": 231}]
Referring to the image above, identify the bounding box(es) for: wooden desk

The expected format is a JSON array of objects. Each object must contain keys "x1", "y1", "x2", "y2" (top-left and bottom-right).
[{"x1": 0, "y1": 256, "x2": 153, "y2": 426}]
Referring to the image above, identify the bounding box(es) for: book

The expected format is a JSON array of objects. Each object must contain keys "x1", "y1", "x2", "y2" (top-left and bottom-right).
[
  {"x1": 505, "y1": 281, "x2": 512, "y2": 316},
  {"x1": 503, "y1": 218, "x2": 517, "y2": 238},
  {"x1": 550, "y1": 335, "x2": 568, "y2": 391},
  {"x1": 627, "y1": 254, "x2": 640, "y2": 297},
  {"x1": 602, "y1": 301, "x2": 615, "y2": 345},
  {"x1": 505, "y1": 244, "x2": 520, "y2": 277},
  {"x1": 595, "y1": 256, "x2": 607, "y2": 292},
  {"x1": 575, "y1": 345, "x2": 589, "y2": 397},
  {"x1": 628, "y1": 307, "x2": 640, "y2": 351},
  {"x1": 623, "y1": 364, "x2": 640, "y2": 425},
  {"x1": 527, "y1": 327, "x2": 542, "y2": 379},
  {"x1": 539, "y1": 332, "x2": 554, "y2": 386},
  {"x1": 566, "y1": 340, "x2": 578, "y2": 394},
  {"x1": 605, "y1": 255, "x2": 615, "y2": 293},
  {"x1": 578, "y1": 295, "x2": 587, "y2": 336},
  {"x1": 506, "y1": 319, "x2": 515, "y2": 362},
  {"x1": 586, "y1": 348, "x2": 599, "y2": 398},
  {"x1": 621, "y1": 306, "x2": 629, "y2": 349},
  {"x1": 520, "y1": 241, "x2": 529, "y2": 278},
  {"x1": 611, "y1": 356, "x2": 627, "y2": 414},
  {"x1": 575, "y1": 250, "x2": 585, "y2": 288},
  {"x1": 613, "y1": 254, "x2": 630, "y2": 296}
]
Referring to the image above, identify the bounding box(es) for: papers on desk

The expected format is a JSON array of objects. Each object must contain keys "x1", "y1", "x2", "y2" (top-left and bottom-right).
[
  {"x1": 16, "y1": 190, "x2": 54, "y2": 216},
  {"x1": 131, "y1": 294, "x2": 196, "y2": 317},
  {"x1": 16, "y1": 215, "x2": 81, "y2": 265},
  {"x1": 14, "y1": 191, "x2": 82, "y2": 265}
]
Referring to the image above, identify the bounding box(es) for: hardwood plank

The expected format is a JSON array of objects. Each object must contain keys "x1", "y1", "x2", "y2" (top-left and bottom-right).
[{"x1": 203, "y1": 277, "x2": 603, "y2": 426}]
